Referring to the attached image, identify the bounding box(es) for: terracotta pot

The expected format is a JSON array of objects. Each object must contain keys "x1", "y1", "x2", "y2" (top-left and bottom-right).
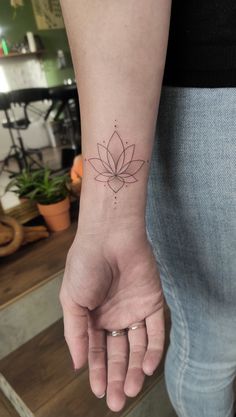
[{"x1": 37, "y1": 197, "x2": 71, "y2": 232}]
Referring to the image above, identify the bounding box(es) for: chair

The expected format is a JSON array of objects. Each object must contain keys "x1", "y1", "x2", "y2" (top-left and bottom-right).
[
  {"x1": 2, "y1": 88, "x2": 51, "y2": 172},
  {"x1": 0, "y1": 92, "x2": 26, "y2": 175},
  {"x1": 46, "y1": 84, "x2": 81, "y2": 152}
]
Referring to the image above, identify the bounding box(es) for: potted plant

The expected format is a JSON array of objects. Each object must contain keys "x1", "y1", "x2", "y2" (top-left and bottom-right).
[
  {"x1": 5, "y1": 169, "x2": 43, "y2": 202},
  {"x1": 28, "y1": 168, "x2": 71, "y2": 232}
]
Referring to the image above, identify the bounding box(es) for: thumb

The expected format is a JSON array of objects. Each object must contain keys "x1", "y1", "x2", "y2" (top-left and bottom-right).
[{"x1": 61, "y1": 298, "x2": 89, "y2": 370}]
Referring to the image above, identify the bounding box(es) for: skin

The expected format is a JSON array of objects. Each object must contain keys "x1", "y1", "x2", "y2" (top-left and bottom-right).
[{"x1": 59, "y1": 0, "x2": 171, "y2": 412}]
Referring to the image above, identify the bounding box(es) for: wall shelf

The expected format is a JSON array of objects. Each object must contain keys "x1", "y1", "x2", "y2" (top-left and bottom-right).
[{"x1": 0, "y1": 51, "x2": 44, "y2": 60}]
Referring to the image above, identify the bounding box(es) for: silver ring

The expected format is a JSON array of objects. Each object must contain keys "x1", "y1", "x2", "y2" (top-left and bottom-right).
[
  {"x1": 107, "y1": 329, "x2": 127, "y2": 337},
  {"x1": 128, "y1": 322, "x2": 146, "y2": 331}
]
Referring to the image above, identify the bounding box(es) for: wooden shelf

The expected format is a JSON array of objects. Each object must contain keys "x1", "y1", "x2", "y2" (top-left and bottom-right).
[{"x1": 0, "y1": 51, "x2": 44, "y2": 60}]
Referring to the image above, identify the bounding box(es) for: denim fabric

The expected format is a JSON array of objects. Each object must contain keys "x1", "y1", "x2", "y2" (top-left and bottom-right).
[{"x1": 146, "y1": 87, "x2": 236, "y2": 417}]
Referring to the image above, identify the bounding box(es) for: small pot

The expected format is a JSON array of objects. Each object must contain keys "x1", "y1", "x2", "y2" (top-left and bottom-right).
[{"x1": 37, "y1": 197, "x2": 71, "y2": 232}]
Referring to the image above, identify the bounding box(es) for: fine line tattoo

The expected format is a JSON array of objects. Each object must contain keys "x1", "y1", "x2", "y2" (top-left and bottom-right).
[{"x1": 88, "y1": 130, "x2": 145, "y2": 193}]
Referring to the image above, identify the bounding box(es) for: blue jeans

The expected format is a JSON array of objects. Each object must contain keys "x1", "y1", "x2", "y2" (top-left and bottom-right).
[{"x1": 146, "y1": 87, "x2": 236, "y2": 417}]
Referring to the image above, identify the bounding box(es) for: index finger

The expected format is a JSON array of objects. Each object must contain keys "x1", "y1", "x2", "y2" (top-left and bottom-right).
[{"x1": 60, "y1": 296, "x2": 89, "y2": 370}]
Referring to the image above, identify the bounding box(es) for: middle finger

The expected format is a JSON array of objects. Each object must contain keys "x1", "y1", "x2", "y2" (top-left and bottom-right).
[
  {"x1": 88, "y1": 327, "x2": 107, "y2": 398},
  {"x1": 124, "y1": 322, "x2": 147, "y2": 397},
  {"x1": 106, "y1": 331, "x2": 129, "y2": 412}
]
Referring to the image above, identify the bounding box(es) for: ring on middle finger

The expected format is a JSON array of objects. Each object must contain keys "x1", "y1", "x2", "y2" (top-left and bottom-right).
[
  {"x1": 128, "y1": 322, "x2": 146, "y2": 331},
  {"x1": 107, "y1": 329, "x2": 127, "y2": 337}
]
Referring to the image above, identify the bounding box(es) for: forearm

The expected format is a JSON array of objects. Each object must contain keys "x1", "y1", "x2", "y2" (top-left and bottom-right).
[{"x1": 61, "y1": 0, "x2": 171, "y2": 234}]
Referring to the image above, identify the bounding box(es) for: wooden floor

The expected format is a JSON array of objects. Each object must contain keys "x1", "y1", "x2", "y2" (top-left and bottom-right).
[
  {"x1": 0, "y1": 221, "x2": 77, "y2": 309},
  {"x1": 0, "y1": 315, "x2": 175, "y2": 417},
  {"x1": 0, "y1": 392, "x2": 19, "y2": 417}
]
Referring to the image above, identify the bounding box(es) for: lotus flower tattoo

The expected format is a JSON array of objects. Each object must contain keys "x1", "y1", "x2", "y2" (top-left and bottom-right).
[{"x1": 88, "y1": 131, "x2": 145, "y2": 193}]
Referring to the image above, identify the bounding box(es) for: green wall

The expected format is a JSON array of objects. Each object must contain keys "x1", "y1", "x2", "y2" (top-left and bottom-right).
[{"x1": 0, "y1": 0, "x2": 75, "y2": 86}]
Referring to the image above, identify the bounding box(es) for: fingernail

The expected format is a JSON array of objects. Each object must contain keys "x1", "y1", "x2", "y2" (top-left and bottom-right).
[
  {"x1": 73, "y1": 360, "x2": 79, "y2": 372},
  {"x1": 145, "y1": 370, "x2": 154, "y2": 376},
  {"x1": 97, "y1": 393, "x2": 105, "y2": 399}
]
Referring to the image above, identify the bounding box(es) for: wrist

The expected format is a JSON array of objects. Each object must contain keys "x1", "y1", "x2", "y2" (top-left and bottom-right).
[
  {"x1": 77, "y1": 176, "x2": 147, "y2": 235},
  {"x1": 75, "y1": 212, "x2": 149, "y2": 263}
]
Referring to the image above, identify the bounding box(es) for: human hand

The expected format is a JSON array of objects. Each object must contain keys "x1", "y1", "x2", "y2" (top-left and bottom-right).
[{"x1": 59, "y1": 229, "x2": 164, "y2": 412}]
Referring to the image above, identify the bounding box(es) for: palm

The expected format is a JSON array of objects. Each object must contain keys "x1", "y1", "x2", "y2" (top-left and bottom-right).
[
  {"x1": 60, "y1": 235, "x2": 165, "y2": 412},
  {"x1": 91, "y1": 249, "x2": 163, "y2": 331}
]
